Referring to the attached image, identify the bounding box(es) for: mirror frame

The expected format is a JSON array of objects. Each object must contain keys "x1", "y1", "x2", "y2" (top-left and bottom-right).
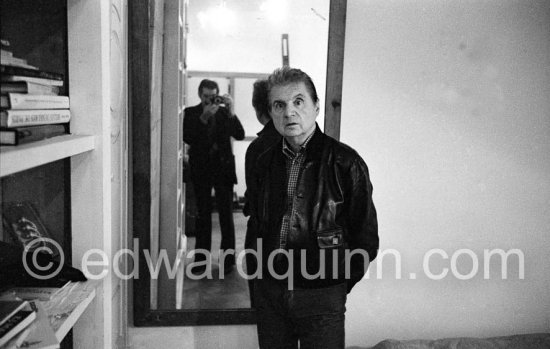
[{"x1": 131, "y1": 0, "x2": 347, "y2": 326}]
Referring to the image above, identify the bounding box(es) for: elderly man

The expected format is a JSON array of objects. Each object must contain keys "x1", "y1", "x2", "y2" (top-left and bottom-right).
[{"x1": 247, "y1": 67, "x2": 378, "y2": 348}]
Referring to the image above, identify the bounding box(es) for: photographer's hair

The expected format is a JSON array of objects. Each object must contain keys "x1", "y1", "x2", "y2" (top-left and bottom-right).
[
  {"x1": 252, "y1": 79, "x2": 270, "y2": 119},
  {"x1": 267, "y1": 67, "x2": 319, "y2": 108},
  {"x1": 198, "y1": 79, "x2": 219, "y2": 96}
]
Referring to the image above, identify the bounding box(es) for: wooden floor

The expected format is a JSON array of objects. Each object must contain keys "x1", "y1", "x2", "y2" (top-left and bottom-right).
[{"x1": 180, "y1": 211, "x2": 252, "y2": 310}]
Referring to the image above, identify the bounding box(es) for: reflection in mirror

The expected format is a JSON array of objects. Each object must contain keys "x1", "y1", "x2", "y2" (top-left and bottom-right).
[
  {"x1": 180, "y1": 71, "x2": 267, "y2": 311},
  {"x1": 155, "y1": 0, "x2": 330, "y2": 312}
]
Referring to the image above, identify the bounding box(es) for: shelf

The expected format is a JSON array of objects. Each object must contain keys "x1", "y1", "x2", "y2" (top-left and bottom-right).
[
  {"x1": 45, "y1": 281, "x2": 97, "y2": 342},
  {"x1": 0, "y1": 280, "x2": 97, "y2": 344},
  {"x1": 0, "y1": 134, "x2": 95, "y2": 177}
]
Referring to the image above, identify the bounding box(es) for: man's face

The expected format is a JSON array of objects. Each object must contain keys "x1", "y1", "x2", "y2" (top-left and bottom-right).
[
  {"x1": 269, "y1": 81, "x2": 319, "y2": 147},
  {"x1": 199, "y1": 87, "x2": 218, "y2": 106}
]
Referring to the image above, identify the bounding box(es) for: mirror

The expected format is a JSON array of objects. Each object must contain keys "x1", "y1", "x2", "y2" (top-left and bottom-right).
[
  {"x1": 179, "y1": 0, "x2": 330, "y2": 311},
  {"x1": 131, "y1": 0, "x2": 346, "y2": 326}
]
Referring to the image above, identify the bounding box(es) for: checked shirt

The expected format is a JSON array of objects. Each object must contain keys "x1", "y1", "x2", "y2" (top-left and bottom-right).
[{"x1": 278, "y1": 131, "x2": 315, "y2": 249}]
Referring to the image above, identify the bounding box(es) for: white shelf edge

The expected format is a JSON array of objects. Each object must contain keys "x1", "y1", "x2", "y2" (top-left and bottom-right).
[
  {"x1": 54, "y1": 284, "x2": 96, "y2": 342},
  {"x1": 0, "y1": 134, "x2": 95, "y2": 177}
]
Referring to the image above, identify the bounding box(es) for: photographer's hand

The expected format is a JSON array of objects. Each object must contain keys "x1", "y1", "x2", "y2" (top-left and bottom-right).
[
  {"x1": 200, "y1": 103, "x2": 219, "y2": 124},
  {"x1": 222, "y1": 94, "x2": 235, "y2": 118}
]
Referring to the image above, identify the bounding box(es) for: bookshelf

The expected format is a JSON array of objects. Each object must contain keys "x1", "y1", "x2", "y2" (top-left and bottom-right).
[
  {"x1": 1, "y1": 0, "x2": 120, "y2": 348},
  {"x1": 0, "y1": 135, "x2": 94, "y2": 177}
]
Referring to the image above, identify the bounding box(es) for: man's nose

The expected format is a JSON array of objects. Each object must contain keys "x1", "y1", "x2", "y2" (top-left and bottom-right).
[{"x1": 283, "y1": 103, "x2": 297, "y2": 117}]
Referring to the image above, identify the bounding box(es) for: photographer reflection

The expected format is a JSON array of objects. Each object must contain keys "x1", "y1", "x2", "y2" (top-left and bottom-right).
[{"x1": 183, "y1": 79, "x2": 245, "y2": 275}]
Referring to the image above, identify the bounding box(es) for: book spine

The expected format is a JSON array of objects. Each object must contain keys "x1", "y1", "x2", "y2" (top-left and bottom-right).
[
  {"x1": 8, "y1": 93, "x2": 69, "y2": 109},
  {"x1": 1, "y1": 82, "x2": 60, "y2": 96},
  {"x1": 0, "y1": 310, "x2": 36, "y2": 346},
  {"x1": 0, "y1": 301, "x2": 28, "y2": 327},
  {"x1": 1, "y1": 110, "x2": 70, "y2": 128},
  {"x1": 0, "y1": 129, "x2": 16, "y2": 145},
  {"x1": 2, "y1": 75, "x2": 64, "y2": 87},
  {"x1": 0, "y1": 64, "x2": 63, "y2": 81},
  {"x1": 1, "y1": 124, "x2": 67, "y2": 145}
]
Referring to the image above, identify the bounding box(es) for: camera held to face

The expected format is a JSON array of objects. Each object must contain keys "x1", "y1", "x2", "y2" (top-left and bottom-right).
[{"x1": 208, "y1": 95, "x2": 225, "y2": 105}]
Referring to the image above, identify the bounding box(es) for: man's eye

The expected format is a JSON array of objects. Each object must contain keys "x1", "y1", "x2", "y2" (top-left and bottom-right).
[
  {"x1": 294, "y1": 98, "x2": 304, "y2": 107},
  {"x1": 273, "y1": 102, "x2": 284, "y2": 110}
]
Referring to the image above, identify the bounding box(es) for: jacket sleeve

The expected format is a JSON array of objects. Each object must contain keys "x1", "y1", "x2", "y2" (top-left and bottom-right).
[
  {"x1": 345, "y1": 156, "x2": 378, "y2": 293},
  {"x1": 183, "y1": 107, "x2": 196, "y2": 145},
  {"x1": 226, "y1": 109, "x2": 245, "y2": 140}
]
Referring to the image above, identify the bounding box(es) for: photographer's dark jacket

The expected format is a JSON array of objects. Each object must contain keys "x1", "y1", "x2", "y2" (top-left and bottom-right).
[
  {"x1": 249, "y1": 126, "x2": 378, "y2": 292},
  {"x1": 183, "y1": 103, "x2": 245, "y2": 185}
]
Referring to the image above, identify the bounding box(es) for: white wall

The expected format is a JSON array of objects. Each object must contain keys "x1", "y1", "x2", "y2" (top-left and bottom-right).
[{"x1": 341, "y1": 0, "x2": 550, "y2": 346}]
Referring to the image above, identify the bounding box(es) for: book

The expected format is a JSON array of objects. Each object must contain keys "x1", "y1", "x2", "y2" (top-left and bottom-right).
[
  {"x1": 0, "y1": 109, "x2": 70, "y2": 128},
  {"x1": 1, "y1": 81, "x2": 60, "y2": 96},
  {"x1": 18, "y1": 300, "x2": 60, "y2": 349},
  {"x1": 0, "y1": 304, "x2": 36, "y2": 347},
  {"x1": 1, "y1": 202, "x2": 56, "y2": 256},
  {"x1": 0, "y1": 50, "x2": 37, "y2": 69},
  {"x1": 2, "y1": 58, "x2": 39, "y2": 71},
  {"x1": 1, "y1": 75, "x2": 63, "y2": 87},
  {"x1": 1, "y1": 94, "x2": 69, "y2": 109},
  {"x1": 1, "y1": 124, "x2": 67, "y2": 145},
  {"x1": 1, "y1": 49, "x2": 13, "y2": 60},
  {"x1": 0, "y1": 301, "x2": 29, "y2": 327},
  {"x1": 1, "y1": 325, "x2": 31, "y2": 349},
  {"x1": 0, "y1": 310, "x2": 36, "y2": 346},
  {"x1": 0, "y1": 65, "x2": 63, "y2": 82}
]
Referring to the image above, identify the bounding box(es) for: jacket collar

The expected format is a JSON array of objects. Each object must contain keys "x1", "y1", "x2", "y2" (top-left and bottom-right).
[
  {"x1": 257, "y1": 120, "x2": 276, "y2": 137},
  {"x1": 303, "y1": 124, "x2": 325, "y2": 163}
]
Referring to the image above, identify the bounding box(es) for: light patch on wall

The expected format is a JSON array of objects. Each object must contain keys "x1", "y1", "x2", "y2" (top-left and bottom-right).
[
  {"x1": 197, "y1": 1, "x2": 237, "y2": 36},
  {"x1": 260, "y1": 0, "x2": 288, "y2": 23}
]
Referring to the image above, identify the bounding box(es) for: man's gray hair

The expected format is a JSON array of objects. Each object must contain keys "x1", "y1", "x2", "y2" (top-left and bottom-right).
[{"x1": 267, "y1": 67, "x2": 319, "y2": 108}]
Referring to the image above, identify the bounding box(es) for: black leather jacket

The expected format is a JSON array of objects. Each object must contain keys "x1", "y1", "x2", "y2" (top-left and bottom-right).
[{"x1": 249, "y1": 127, "x2": 378, "y2": 292}]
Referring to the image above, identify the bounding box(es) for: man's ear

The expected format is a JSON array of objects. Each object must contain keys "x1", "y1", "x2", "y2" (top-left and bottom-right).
[{"x1": 315, "y1": 101, "x2": 320, "y2": 115}]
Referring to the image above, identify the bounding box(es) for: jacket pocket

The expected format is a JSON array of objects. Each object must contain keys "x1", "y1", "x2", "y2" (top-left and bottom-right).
[{"x1": 316, "y1": 227, "x2": 344, "y2": 249}]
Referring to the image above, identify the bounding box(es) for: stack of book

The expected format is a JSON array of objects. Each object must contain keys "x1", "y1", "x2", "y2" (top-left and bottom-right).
[
  {"x1": 0, "y1": 300, "x2": 60, "y2": 349},
  {"x1": 1, "y1": 64, "x2": 70, "y2": 146}
]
